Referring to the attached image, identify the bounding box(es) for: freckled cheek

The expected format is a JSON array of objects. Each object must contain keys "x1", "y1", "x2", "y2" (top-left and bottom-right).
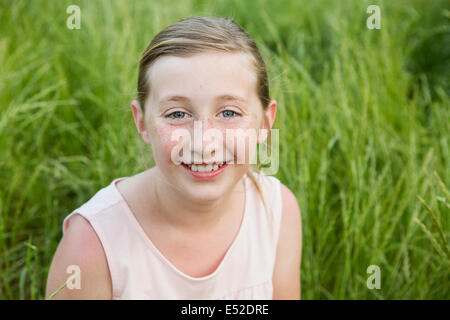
[
  {"x1": 224, "y1": 136, "x2": 258, "y2": 162},
  {"x1": 222, "y1": 121, "x2": 260, "y2": 161},
  {"x1": 149, "y1": 124, "x2": 180, "y2": 161}
]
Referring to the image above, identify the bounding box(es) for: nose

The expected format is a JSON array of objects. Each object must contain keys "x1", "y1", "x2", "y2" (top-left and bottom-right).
[{"x1": 191, "y1": 118, "x2": 223, "y2": 164}]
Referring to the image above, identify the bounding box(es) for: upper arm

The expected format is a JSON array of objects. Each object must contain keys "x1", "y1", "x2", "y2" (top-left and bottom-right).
[
  {"x1": 272, "y1": 183, "x2": 302, "y2": 300},
  {"x1": 45, "y1": 214, "x2": 112, "y2": 299}
]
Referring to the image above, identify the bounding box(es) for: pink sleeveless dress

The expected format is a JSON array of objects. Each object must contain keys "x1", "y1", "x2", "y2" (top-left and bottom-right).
[{"x1": 62, "y1": 171, "x2": 283, "y2": 299}]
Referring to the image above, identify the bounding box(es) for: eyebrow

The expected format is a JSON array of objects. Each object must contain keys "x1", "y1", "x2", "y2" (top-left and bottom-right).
[{"x1": 159, "y1": 94, "x2": 248, "y2": 105}]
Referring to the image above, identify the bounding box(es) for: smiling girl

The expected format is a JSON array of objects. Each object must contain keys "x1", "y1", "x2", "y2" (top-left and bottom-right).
[{"x1": 46, "y1": 16, "x2": 302, "y2": 300}]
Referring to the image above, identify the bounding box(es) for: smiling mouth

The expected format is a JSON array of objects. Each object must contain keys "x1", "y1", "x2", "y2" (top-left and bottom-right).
[{"x1": 181, "y1": 162, "x2": 229, "y2": 172}]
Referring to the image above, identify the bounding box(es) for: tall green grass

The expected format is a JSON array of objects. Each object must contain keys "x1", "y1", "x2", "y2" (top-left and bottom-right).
[{"x1": 0, "y1": 0, "x2": 448, "y2": 299}]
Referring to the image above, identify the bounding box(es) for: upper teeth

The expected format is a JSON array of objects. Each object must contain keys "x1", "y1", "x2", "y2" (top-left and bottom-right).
[{"x1": 184, "y1": 163, "x2": 224, "y2": 172}]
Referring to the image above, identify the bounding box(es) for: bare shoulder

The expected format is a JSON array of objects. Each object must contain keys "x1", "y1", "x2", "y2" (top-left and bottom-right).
[
  {"x1": 279, "y1": 183, "x2": 302, "y2": 251},
  {"x1": 272, "y1": 183, "x2": 302, "y2": 300},
  {"x1": 45, "y1": 214, "x2": 112, "y2": 299},
  {"x1": 280, "y1": 183, "x2": 301, "y2": 222}
]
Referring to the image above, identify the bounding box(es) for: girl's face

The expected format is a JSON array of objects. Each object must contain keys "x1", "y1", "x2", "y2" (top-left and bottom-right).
[{"x1": 132, "y1": 51, "x2": 276, "y2": 202}]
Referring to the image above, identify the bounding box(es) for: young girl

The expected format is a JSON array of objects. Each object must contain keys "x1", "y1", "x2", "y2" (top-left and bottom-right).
[{"x1": 46, "y1": 16, "x2": 302, "y2": 300}]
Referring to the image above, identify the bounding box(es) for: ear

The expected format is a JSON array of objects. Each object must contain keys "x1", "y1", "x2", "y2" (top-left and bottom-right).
[
  {"x1": 131, "y1": 99, "x2": 151, "y2": 145},
  {"x1": 258, "y1": 99, "x2": 277, "y2": 143}
]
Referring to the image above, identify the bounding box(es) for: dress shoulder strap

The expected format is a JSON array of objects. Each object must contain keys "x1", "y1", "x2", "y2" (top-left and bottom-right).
[
  {"x1": 245, "y1": 171, "x2": 283, "y2": 250},
  {"x1": 62, "y1": 178, "x2": 123, "y2": 235}
]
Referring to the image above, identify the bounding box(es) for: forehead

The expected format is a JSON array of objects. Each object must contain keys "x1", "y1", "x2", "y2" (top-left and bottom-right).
[{"x1": 147, "y1": 51, "x2": 258, "y2": 105}]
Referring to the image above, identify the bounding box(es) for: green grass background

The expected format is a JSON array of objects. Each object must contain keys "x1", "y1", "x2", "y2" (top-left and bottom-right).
[{"x1": 0, "y1": 0, "x2": 449, "y2": 299}]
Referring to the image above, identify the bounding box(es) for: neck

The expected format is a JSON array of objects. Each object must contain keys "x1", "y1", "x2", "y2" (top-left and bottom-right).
[{"x1": 149, "y1": 168, "x2": 244, "y2": 234}]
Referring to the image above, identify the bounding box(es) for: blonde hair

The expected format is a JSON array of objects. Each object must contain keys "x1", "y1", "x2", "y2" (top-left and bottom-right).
[{"x1": 136, "y1": 16, "x2": 274, "y2": 222}]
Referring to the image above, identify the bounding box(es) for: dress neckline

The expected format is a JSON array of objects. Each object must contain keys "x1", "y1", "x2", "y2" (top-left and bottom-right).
[{"x1": 110, "y1": 174, "x2": 250, "y2": 282}]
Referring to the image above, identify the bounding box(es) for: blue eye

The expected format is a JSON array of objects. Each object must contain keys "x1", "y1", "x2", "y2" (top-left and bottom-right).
[
  {"x1": 166, "y1": 111, "x2": 187, "y2": 119},
  {"x1": 221, "y1": 110, "x2": 240, "y2": 118}
]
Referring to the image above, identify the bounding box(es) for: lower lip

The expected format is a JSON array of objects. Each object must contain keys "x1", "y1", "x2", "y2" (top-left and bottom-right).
[{"x1": 181, "y1": 163, "x2": 229, "y2": 180}]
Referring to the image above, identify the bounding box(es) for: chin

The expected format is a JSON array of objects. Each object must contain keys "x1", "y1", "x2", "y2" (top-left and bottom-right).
[{"x1": 184, "y1": 186, "x2": 226, "y2": 202}]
